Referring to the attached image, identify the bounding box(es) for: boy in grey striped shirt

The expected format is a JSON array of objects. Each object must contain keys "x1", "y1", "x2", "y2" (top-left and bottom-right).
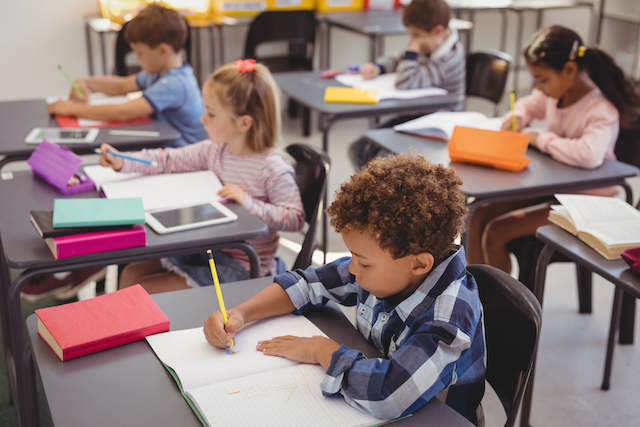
[
  {"x1": 349, "y1": 0, "x2": 466, "y2": 170},
  {"x1": 361, "y1": 0, "x2": 465, "y2": 101}
]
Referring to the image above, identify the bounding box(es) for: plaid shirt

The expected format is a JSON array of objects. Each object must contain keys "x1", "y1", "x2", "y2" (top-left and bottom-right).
[{"x1": 274, "y1": 247, "x2": 486, "y2": 425}]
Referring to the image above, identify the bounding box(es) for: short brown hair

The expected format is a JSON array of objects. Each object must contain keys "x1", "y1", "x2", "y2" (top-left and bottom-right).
[
  {"x1": 326, "y1": 153, "x2": 467, "y2": 262},
  {"x1": 125, "y1": 4, "x2": 187, "y2": 52},
  {"x1": 403, "y1": 0, "x2": 451, "y2": 32},
  {"x1": 204, "y1": 62, "x2": 282, "y2": 152}
]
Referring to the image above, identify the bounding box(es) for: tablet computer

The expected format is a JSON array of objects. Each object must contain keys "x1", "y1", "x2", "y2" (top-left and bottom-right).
[
  {"x1": 25, "y1": 128, "x2": 99, "y2": 144},
  {"x1": 145, "y1": 201, "x2": 238, "y2": 234}
]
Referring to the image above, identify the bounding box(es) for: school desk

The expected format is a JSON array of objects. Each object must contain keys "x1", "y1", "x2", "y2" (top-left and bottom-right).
[
  {"x1": 364, "y1": 128, "x2": 638, "y2": 247},
  {"x1": 272, "y1": 70, "x2": 463, "y2": 263},
  {"x1": 319, "y1": 10, "x2": 473, "y2": 68},
  {"x1": 519, "y1": 224, "x2": 640, "y2": 427},
  {"x1": 25, "y1": 276, "x2": 475, "y2": 427},
  {"x1": 0, "y1": 99, "x2": 181, "y2": 170},
  {"x1": 0, "y1": 170, "x2": 268, "y2": 427}
]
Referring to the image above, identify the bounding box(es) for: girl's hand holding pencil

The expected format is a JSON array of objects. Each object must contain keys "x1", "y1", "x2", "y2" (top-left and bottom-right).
[{"x1": 97, "y1": 143, "x2": 124, "y2": 171}]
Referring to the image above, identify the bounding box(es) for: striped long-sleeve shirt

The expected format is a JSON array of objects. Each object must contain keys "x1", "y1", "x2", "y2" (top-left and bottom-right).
[
  {"x1": 120, "y1": 141, "x2": 306, "y2": 275},
  {"x1": 376, "y1": 29, "x2": 466, "y2": 110},
  {"x1": 274, "y1": 246, "x2": 486, "y2": 425}
]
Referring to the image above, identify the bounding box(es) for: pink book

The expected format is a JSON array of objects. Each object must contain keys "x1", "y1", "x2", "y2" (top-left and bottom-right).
[{"x1": 45, "y1": 225, "x2": 146, "y2": 259}]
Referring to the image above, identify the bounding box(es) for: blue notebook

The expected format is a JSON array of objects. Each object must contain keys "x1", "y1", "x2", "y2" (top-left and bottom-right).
[{"x1": 52, "y1": 198, "x2": 145, "y2": 228}]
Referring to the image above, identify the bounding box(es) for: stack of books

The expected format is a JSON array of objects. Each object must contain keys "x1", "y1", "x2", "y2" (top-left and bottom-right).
[{"x1": 31, "y1": 198, "x2": 147, "y2": 260}]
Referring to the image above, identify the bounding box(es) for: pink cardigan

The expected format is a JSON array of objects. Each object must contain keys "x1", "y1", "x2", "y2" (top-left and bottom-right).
[{"x1": 505, "y1": 88, "x2": 619, "y2": 169}]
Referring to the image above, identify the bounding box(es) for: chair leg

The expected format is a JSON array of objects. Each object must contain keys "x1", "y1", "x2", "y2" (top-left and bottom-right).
[
  {"x1": 619, "y1": 293, "x2": 636, "y2": 345},
  {"x1": 288, "y1": 99, "x2": 298, "y2": 119},
  {"x1": 303, "y1": 106, "x2": 311, "y2": 137},
  {"x1": 576, "y1": 265, "x2": 592, "y2": 314},
  {"x1": 602, "y1": 287, "x2": 623, "y2": 390}
]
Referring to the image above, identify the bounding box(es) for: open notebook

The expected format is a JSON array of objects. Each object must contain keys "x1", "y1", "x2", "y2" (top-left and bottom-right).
[
  {"x1": 45, "y1": 93, "x2": 151, "y2": 127},
  {"x1": 334, "y1": 73, "x2": 448, "y2": 100},
  {"x1": 393, "y1": 111, "x2": 503, "y2": 141},
  {"x1": 146, "y1": 315, "x2": 395, "y2": 427},
  {"x1": 83, "y1": 165, "x2": 222, "y2": 212}
]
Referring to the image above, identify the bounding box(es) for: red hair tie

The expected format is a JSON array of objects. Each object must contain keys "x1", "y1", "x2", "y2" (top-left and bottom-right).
[{"x1": 234, "y1": 59, "x2": 256, "y2": 73}]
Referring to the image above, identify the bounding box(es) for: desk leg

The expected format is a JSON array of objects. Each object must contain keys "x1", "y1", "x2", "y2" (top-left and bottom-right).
[
  {"x1": 520, "y1": 243, "x2": 554, "y2": 427},
  {"x1": 320, "y1": 117, "x2": 337, "y2": 265},
  {"x1": 602, "y1": 287, "x2": 623, "y2": 390},
  {"x1": 513, "y1": 11, "x2": 524, "y2": 93},
  {"x1": 619, "y1": 294, "x2": 635, "y2": 344},
  {"x1": 100, "y1": 32, "x2": 107, "y2": 76},
  {"x1": 500, "y1": 10, "x2": 507, "y2": 52},
  {"x1": 0, "y1": 238, "x2": 15, "y2": 407},
  {"x1": 85, "y1": 22, "x2": 94, "y2": 76},
  {"x1": 209, "y1": 25, "x2": 217, "y2": 73}
]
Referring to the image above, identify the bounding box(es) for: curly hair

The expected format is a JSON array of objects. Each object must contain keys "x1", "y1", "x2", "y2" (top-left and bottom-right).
[{"x1": 326, "y1": 153, "x2": 467, "y2": 262}]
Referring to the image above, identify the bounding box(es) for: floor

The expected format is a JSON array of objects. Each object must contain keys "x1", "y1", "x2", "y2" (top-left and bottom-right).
[{"x1": 1, "y1": 100, "x2": 640, "y2": 426}]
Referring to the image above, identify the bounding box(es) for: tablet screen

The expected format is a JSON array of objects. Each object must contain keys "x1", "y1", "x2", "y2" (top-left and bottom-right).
[
  {"x1": 150, "y1": 204, "x2": 228, "y2": 228},
  {"x1": 34, "y1": 129, "x2": 92, "y2": 140}
]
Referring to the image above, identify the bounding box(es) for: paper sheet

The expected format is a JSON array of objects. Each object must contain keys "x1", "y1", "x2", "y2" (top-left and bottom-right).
[
  {"x1": 393, "y1": 111, "x2": 502, "y2": 139},
  {"x1": 146, "y1": 314, "x2": 328, "y2": 392},
  {"x1": 334, "y1": 73, "x2": 448, "y2": 100},
  {"x1": 187, "y1": 364, "x2": 382, "y2": 427},
  {"x1": 45, "y1": 93, "x2": 144, "y2": 127},
  {"x1": 93, "y1": 169, "x2": 223, "y2": 212},
  {"x1": 83, "y1": 165, "x2": 142, "y2": 191}
]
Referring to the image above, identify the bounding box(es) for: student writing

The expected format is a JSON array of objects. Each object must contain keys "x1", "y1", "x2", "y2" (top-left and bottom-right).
[
  {"x1": 349, "y1": 0, "x2": 466, "y2": 170},
  {"x1": 204, "y1": 154, "x2": 487, "y2": 425},
  {"x1": 97, "y1": 60, "x2": 305, "y2": 291},
  {"x1": 47, "y1": 4, "x2": 207, "y2": 148},
  {"x1": 469, "y1": 25, "x2": 640, "y2": 273}
]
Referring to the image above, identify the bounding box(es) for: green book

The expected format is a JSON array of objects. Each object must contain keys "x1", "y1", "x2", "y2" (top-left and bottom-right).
[{"x1": 52, "y1": 198, "x2": 145, "y2": 228}]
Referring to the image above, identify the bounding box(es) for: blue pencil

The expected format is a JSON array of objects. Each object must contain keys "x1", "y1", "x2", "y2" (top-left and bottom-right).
[{"x1": 93, "y1": 148, "x2": 158, "y2": 166}]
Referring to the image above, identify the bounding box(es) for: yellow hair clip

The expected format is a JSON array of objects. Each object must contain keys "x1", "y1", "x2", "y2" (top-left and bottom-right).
[{"x1": 577, "y1": 45, "x2": 586, "y2": 58}]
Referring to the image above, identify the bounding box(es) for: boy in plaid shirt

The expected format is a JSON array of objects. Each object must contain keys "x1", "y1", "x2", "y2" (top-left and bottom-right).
[{"x1": 204, "y1": 153, "x2": 486, "y2": 425}]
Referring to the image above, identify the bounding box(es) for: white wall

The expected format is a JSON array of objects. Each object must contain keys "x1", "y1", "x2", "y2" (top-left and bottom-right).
[{"x1": 0, "y1": 0, "x2": 635, "y2": 103}]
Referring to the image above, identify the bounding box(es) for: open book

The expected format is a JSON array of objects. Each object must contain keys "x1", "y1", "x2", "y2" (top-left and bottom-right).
[
  {"x1": 334, "y1": 73, "x2": 448, "y2": 100},
  {"x1": 393, "y1": 111, "x2": 503, "y2": 141},
  {"x1": 548, "y1": 194, "x2": 640, "y2": 260},
  {"x1": 146, "y1": 315, "x2": 391, "y2": 427},
  {"x1": 46, "y1": 93, "x2": 151, "y2": 127},
  {"x1": 83, "y1": 166, "x2": 222, "y2": 212}
]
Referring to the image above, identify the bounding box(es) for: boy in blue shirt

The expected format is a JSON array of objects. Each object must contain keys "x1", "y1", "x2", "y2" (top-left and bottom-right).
[
  {"x1": 204, "y1": 154, "x2": 487, "y2": 425},
  {"x1": 47, "y1": 4, "x2": 206, "y2": 147}
]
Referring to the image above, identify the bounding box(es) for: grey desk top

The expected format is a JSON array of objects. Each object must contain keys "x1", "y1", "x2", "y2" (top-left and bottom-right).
[
  {"x1": 366, "y1": 128, "x2": 639, "y2": 201},
  {"x1": 536, "y1": 225, "x2": 640, "y2": 299},
  {"x1": 27, "y1": 277, "x2": 474, "y2": 427},
  {"x1": 320, "y1": 10, "x2": 472, "y2": 35},
  {"x1": 0, "y1": 170, "x2": 267, "y2": 270},
  {"x1": 0, "y1": 99, "x2": 181, "y2": 159},
  {"x1": 273, "y1": 72, "x2": 464, "y2": 118}
]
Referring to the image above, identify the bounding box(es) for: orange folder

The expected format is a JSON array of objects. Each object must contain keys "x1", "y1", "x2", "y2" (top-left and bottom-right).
[{"x1": 447, "y1": 126, "x2": 530, "y2": 172}]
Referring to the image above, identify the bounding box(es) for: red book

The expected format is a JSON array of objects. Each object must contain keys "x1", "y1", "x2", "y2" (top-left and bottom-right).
[
  {"x1": 45, "y1": 224, "x2": 146, "y2": 259},
  {"x1": 36, "y1": 284, "x2": 170, "y2": 361},
  {"x1": 55, "y1": 114, "x2": 152, "y2": 128}
]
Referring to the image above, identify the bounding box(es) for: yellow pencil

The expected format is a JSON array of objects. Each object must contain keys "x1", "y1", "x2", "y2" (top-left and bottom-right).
[
  {"x1": 207, "y1": 249, "x2": 235, "y2": 352},
  {"x1": 510, "y1": 87, "x2": 517, "y2": 132}
]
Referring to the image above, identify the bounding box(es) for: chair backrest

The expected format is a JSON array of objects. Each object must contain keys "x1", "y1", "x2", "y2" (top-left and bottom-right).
[
  {"x1": 244, "y1": 11, "x2": 316, "y2": 72},
  {"x1": 614, "y1": 115, "x2": 640, "y2": 169},
  {"x1": 114, "y1": 19, "x2": 192, "y2": 76},
  {"x1": 467, "y1": 264, "x2": 542, "y2": 427},
  {"x1": 286, "y1": 143, "x2": 331, "y2": 270},
  {"x1": 466, "y1": 50, "x2": 513, "y2": 116}
]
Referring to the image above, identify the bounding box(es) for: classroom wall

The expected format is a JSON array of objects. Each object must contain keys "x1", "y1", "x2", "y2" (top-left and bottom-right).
[{"x1": 0, "y1": 0, "x2": 636, "y2": 103}]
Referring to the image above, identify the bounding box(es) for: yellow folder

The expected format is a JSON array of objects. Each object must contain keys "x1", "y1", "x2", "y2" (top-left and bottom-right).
[{"x1": 324, "y1": 87, "x2": 379, "y2": 104}]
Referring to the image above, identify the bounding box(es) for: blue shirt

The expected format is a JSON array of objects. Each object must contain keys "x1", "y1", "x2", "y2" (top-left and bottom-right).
[
  {"x1": 136, "y1": 64, "x2": 207, "y2": 147},
  {"x1": 274, "y1": 246, "x2": 486, "y2": 425}
]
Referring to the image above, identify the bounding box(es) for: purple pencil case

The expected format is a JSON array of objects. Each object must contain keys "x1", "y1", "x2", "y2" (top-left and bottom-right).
[{"x1": 27, "y1": 140, "x2": 95, "y2": 194}]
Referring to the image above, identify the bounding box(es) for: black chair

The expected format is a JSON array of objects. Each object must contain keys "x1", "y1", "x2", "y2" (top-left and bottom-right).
[
  {"x1": 466, "y1": 49, "x2": 513, "y2": 116},
  {"x1": 467, "y1": 264, "x2": 542, "y2": 427},
  {"x1": 286, "y1": 143, "x2": 331, "y2": 270},
  {"x1": 114, "y1": 19, "x2": 192, "y2": 76},
  {"x1": 245, "y1": 11, "x2": 317, "y2": 137}
]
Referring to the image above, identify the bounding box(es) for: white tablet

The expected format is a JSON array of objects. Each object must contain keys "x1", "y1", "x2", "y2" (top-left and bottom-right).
[
  {"x1": 25, "y1": 128, "x2": 99, "y2": 144},
  {"x1": 145, "y1": 201, "x2": 238, "y2": 234}
]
